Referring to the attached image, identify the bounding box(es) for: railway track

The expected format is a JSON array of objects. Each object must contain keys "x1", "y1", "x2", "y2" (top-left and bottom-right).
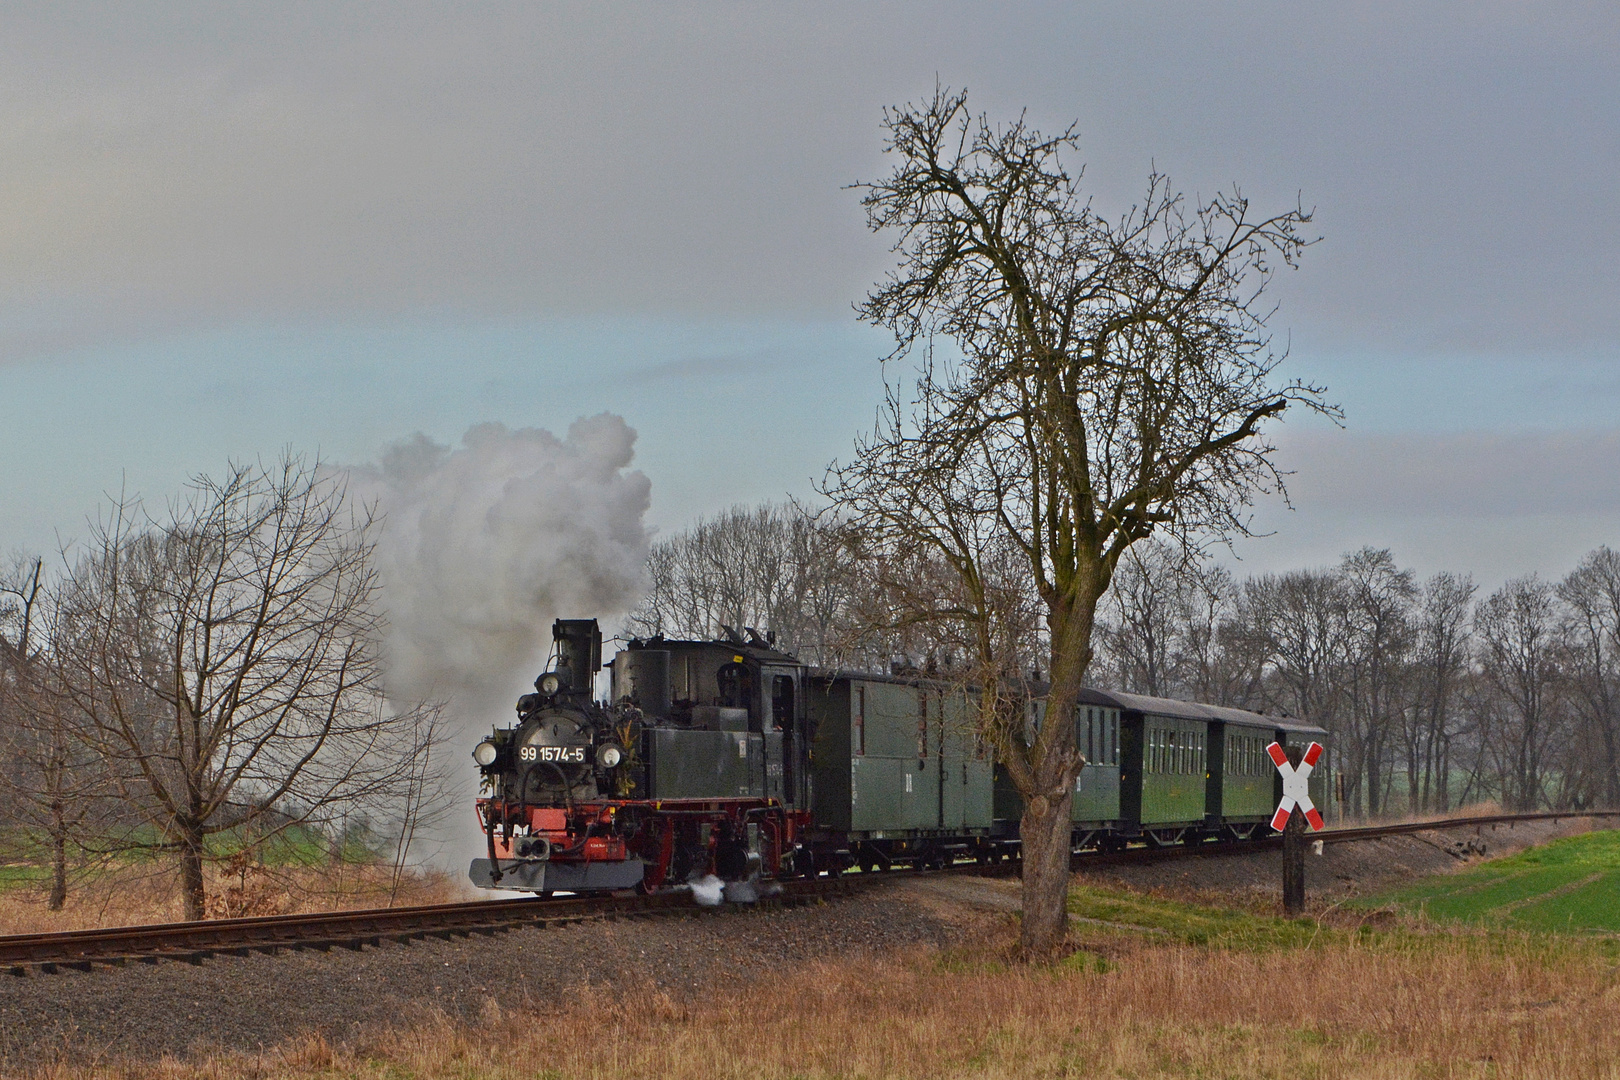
[
  {"x1": 1058, "y1": 808, "x2": 1620, "y2": 868},
  {"x1": 6, "y1": 809, "x2": 1617, "y2": 976},
  {"x1": 0, "y1": 877, "x2": 852, "y2": 977}
]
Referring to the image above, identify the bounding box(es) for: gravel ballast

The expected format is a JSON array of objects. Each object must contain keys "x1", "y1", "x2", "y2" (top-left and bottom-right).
[{"x1": 0, "y1": 891, "x2": 956, "y2": 1068}]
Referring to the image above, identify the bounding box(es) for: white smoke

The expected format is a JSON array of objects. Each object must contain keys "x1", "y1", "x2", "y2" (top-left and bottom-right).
[{"x1": 353, "y1": 414, "x2": 652, "y2": 726}]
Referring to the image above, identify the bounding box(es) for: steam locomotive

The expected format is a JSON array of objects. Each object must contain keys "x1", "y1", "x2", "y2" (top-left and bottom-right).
[{"x1": 469, "y1": 619, "x2": 1331, "y2": 896}]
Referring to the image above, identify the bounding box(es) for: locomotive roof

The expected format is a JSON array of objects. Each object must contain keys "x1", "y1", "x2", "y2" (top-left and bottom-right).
[{"x1": 619, "y1": 634, "x2": 802, "y2": 666}]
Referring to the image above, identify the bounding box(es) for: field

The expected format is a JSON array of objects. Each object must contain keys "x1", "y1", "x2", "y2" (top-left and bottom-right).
[
  {"x1": 14, "y1": 841, "x2": 1620, "y2": 1080},
  {"x1": 0, "y1": 853, "x2": 466, "y2": 937},
  {"x1": 1364, "y1": 828, "x2": 1620, "y2": 932}
]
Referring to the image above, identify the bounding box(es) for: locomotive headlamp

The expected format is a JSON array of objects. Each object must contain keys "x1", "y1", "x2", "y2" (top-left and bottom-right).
[
  {"x1": 596, "y1": 744, "x2": 624, "y2": 769},
  {"x1": 472, "y1": 740, "x2": 499, "y2": 767},
  {"x1": 538, "y1": 673, "x2": 561, "y2": 695}
]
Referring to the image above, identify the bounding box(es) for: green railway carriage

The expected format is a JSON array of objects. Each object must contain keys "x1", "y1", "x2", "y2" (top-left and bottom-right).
[
  {"x1": 808, "y1": 671, "x2": 994, "y2": 865},
  {"x1": 991, "y1": 689, "x2": 1331, "y2": 846},
  {"x1": 1115, "y1": 692, "x2": 1211, "y2": 841},
  {"x1": 992, "y1": 690, "x2": 1126, "y2": 833},
  {"x1": 1202, "y1": 706, "x2": 1332, "y2": 836},
  {"x1": 1072, "y1": 693, "x2": 1124, "y2": 828}
]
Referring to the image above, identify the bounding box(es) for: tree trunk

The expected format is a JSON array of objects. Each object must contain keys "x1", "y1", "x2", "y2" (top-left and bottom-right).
[
  {"x1": 1366, "y1": 740, "x2": 1383, "y2": 816},
  {"x1": 48, "y1": 807, "x2": 67, "y2": 912},
  {"x1": 1437, "y1": 738, "x2": 1450, "y2": 812},
  {"x1": 179, "y1": 827, "x2": 207, "y2": 921},
  {"x1": 1406, "y1": 741, "x2": 1420, "y2": 815},
  {"x1": 1019, "y1": 787, "x2": 1074, "y2": 958}
]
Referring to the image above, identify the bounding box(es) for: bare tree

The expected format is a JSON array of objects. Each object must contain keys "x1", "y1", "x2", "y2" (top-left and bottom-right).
[
  {"x1": 826, "y1": 87, "x2": 1331, "y2": 955},
  {"x1": 0, "y1": 555, "x2": 109, "y2": 909},
  {"x1": 51, "y1": 456, "x2": 437, "y2": 919},
  {"x1": 1338, "y1": 548, "x2": 1416, "y2": 815},
  {"x1": 1239, "y1": 570, "x2": 1347, "y2": 755},
  {"x1": 1095, "y1": 540, "x2": 1194, "y2": 697},
  {"x1": 1559, "y1": 547, "x2": 1620, "y2": 806},
  {"x1": 1095, "y1": 539, "x2": 1241, "y2": 702},
  {"x1": 626, "y1": 502, "x2": 872, "y2": 668},
  {"x1": 1475, "y1": 575, "x2": 1565, "y2": 811},
  {"x1": 1408, "y1": 572, "x2": 1475, "y2": 812}
]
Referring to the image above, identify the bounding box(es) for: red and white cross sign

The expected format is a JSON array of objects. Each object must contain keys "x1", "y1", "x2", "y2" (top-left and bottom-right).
[{"x1": 1268, "y1": 741, "x2": 1325, "y2": 832}]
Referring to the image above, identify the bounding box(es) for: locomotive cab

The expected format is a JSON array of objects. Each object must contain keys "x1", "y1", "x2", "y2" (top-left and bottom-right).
[{"x1": 470, "y1": 622, "x2": 814, "y2": 896}]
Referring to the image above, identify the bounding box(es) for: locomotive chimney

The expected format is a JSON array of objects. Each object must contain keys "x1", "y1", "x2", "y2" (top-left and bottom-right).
[{"x1": 552, "y1": 619, "x2": 603, "y2": 694}]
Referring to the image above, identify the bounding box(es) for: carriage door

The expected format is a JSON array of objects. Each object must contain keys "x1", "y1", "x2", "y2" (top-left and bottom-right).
[{"x1": 763, "y1": 668, "x2": 798, "y2": 805}]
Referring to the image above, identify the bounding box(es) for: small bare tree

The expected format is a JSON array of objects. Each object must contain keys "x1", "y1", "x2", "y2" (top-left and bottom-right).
[
  {"x1": 828, "y1": 87, "x2": 1332, "y2": 955},
  {"x1": 52, "y1": 456, "x2": 438, "y2": 919},
  {"x1": 0, "y1": 555, "x2": 109, "y2": 909}
]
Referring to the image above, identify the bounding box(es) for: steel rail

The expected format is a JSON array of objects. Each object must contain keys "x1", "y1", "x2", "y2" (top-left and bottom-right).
[
  {"x1": 1314, "y1": 808, "x2": 1620, "y2": 844},
  {"x1": 0, "y1": 877, "x2": 850, "y2": 976},
  {"x1": 1056, "y1": 808, "x2": 1620, "y2": 869}
]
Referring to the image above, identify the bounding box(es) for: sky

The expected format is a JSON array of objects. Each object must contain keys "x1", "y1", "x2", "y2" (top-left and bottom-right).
[{"x1": 5, "y1": 1, "x2": 1620, "y2": 593}]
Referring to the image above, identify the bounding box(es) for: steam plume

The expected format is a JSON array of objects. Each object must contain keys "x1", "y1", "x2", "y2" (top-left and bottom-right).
[{"x1": 354, "y1": 414, "x2": 652, "y2": 726}]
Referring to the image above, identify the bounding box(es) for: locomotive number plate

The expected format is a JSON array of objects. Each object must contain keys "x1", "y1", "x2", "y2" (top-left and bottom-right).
[{"x1": 519, "y1": 745, "x2": 586, "y2": 763}]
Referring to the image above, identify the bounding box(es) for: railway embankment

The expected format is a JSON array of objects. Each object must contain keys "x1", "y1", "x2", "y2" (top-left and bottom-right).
[{"x1": 1077, "y1": 813, "x2": 1608, "y2": 906}]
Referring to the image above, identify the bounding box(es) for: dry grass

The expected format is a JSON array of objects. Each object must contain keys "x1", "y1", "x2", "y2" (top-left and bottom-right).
[
  {"x1": 0, "y1": 861, "x2": 470, "y2": 936},
  {"x1": 24, "y1": 911, "x2": 1620, "y2": 1080}
]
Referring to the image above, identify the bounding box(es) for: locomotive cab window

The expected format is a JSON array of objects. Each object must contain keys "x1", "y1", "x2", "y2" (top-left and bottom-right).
[
  {"x1": 771, "y1": 675, "x2": 794, "y2": 732},
  {"x1": 717, "y1": 661, "x2": 757, "y2": 731}
]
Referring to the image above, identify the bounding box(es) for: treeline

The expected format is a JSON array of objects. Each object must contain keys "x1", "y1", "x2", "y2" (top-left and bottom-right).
[
  {"x1": 0, "y1": 457, "x2": 450, "y2": 918},
  {"x1": 629, "y1": 502, "x2": 1620, "y2": 817}
]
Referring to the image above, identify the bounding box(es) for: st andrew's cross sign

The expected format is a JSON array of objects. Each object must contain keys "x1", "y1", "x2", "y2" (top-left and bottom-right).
[{"x1": 1267, "y1": 741, "x2": 1325, "y2": 833}]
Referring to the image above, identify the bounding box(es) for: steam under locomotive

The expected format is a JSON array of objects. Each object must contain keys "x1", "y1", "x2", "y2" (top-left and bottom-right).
[{"x1": 470, "y1": 619, "x2": 1331, "y2": 896}]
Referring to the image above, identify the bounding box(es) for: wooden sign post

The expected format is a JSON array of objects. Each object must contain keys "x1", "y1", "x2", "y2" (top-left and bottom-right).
[{"x1": 1267, "y1": 741, "x2": 1325, "y2": 917}]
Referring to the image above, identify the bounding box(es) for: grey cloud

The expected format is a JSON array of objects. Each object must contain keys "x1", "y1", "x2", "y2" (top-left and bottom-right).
[{"x1": 2, "y1": 3, "x2": 1617, "y2": 360}]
